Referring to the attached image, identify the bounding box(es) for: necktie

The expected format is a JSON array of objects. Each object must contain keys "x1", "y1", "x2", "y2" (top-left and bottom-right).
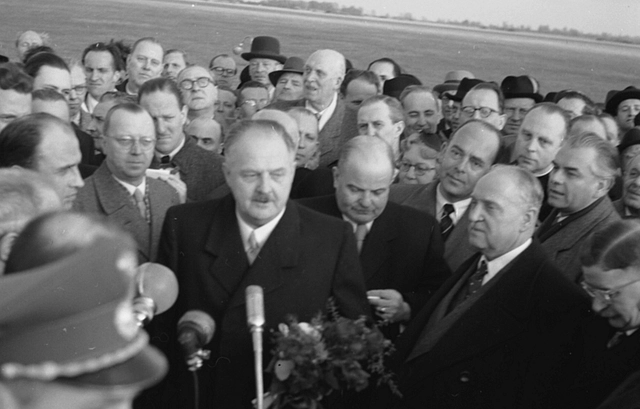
[
  {"x1": 465, "y1": 259, "x2": 488, "y2": 299},
  {"x1": 133, "y1": 188, "x2": 149, "y2": 223},
  {"x1": 607, "y1": 331, "x2": 627, "y2": 349},
  {"x1": 439, "y1": 203, "x2": 455, "y2": 241},
  {"x1": 159, "y1": 155, "x2": 172, "y2": 169},
  {"x1": 247, "y1": 230, "x2": 260, "y2": 265},
  {"x1": 354, "y1": 224, "x2": 368, "y2": 254}
]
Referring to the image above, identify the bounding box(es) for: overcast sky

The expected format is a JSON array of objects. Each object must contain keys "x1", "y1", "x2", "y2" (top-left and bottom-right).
[{"x1": 334, "y1": 0, "x2": 640, "y2": 37}]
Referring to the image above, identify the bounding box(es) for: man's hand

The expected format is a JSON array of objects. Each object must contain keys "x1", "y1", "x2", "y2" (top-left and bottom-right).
[
  {"x1": 157, "y1": 173, "x2": 187, "y2": 203},
  {"x1": 367, "y1": 289, "x2": 411, "y2": 323}
]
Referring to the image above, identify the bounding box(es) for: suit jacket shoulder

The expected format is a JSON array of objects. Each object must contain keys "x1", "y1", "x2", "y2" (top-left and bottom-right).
[
  {"x1": 388, "y1": 181, "x2": 437, "y2": 214},
  {"x1": 173, "y1": 137, "x2": 225, "y2": 201}
]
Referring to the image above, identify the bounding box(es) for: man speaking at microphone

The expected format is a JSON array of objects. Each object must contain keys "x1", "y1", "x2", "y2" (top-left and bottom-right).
[{"x1": 149, "y1": 119, "x2": 371, "y2": 409}]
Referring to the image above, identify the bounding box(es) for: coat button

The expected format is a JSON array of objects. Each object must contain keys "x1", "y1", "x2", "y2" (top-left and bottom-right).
[{"x1": 459, "y1": 371, "x2": 471, "y2": 383}]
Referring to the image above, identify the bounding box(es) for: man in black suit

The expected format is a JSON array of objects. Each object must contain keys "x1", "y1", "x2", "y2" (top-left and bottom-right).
[
  {"x1": 139, "y1": 77, "x2": 225, "y2": 202},
  {"x1": 148, "y1": 119, "x2": 370, "y2": 409},
  {"x1": 298, "y1": 135, "x2": 449, "y2": 333},
  {"x1": 268, "y1": 49, "x2": 352, "y2": 167},
  {"x1": 379, "y1": 166, "x2": 588, "y2": 409}
]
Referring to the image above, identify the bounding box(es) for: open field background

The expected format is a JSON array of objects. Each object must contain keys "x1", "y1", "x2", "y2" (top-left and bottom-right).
[{"x1": 1, "y1": 0, "x2": 639, "y2": 101}]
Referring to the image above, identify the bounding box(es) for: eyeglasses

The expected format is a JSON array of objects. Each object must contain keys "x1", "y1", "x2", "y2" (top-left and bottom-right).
[
  {"x1": 107, "y1": 135, "x2": 156, "y2": 150},
  {"x1": 210, "y1": 66, "x2": 236, "y2": 77},
  {"x1": 504, "y1": 107, "x2": 530, "y2": 117},
  {"x1": 398, "y1": 161, "x2": 436, "y2": 176},
  {"x1": 241, "y1": 99, "x2": 268, "y2": 108},
  {"x1": 581, "y1": 277, "x2": 640, "y2": 304},
  {"x1": 179, "y1": 77, "x2": 213, "y2": 90},
  {"x1": 461, "y1": 106, "x2": 500, "y2": 118},
  {"x1": 70, "y1": 85, "x2": 87, "y2": 95}
]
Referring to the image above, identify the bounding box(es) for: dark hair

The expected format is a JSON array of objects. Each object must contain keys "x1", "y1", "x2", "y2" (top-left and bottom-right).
[
  {"x1": 81, "y1": 41, "x2": 125, "y2": 72},
  {"x1": 340, "y1": 69, "x2": 380, "y2": 96},
  {"x1": 0, "y1": 62, "x2": 33, "y2": 94},
  {"x1": 21, "y1": 45, "x2": 55, "y2": 65},
  {"x1": 24, "y1": 52, "x2": 69, "y2": 78},
  {"x1": 466, "y1": 82, "x2": 505, "y2": 112},
  {"x1": 555, "y1": 90, "x2": 597, "y2": 115},
  {"x1": 32, "y1": 88, "x2": 66, "y2": 103},
  {"x1": 104, "y1": 102, "x2": 149, "y2": 136},
  {"x1": 367, "y1": 57, "x2": 402, "y2": 77},
  {"x1": 0, "y1": 113, "x2": 69, "y2": 169},
  {"x1": 99, "y1": 91, "x2": 136, "y2": 104},
  {"x1": 130, "y1": 37, "x2": 163, "y2": 59},
  {"x1": 580, "y1": 219, "x2": 640, "y2": 270},
  {"x1": 138, "y1": 77, "x2": 184, "y2": 107}
]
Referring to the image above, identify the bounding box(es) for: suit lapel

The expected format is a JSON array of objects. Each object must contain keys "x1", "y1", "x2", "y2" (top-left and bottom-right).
[{"x1": 93, "y1": 164, "x2": 151, "y2": 260}]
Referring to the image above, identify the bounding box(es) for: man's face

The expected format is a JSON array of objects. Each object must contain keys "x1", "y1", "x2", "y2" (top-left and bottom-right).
[
  {"x1": 548, "y1": 146, "x2": 604, "y2": 214},
  {"x1": 139, "y1": 90, "x2": 187, "y2": 155},
  {"x1": 398, "y1": 144, "x2": 437, "y2": 185},
  {"x1": 583, "y1": 265, "x2": 640, "y2": 330},
  {"x1": 162, "y1": 52, "x2": 187, "y2": 81},
  {"x1": 179, "y1": 66, "x2": 217, "y2": 113},
  {"x1": 333, "y1": 152, "x2": 394, "y2": 225},
  {"x1": 214, "y1": 88, "x2": 237, "y2": 122},
  {"x1": 303, "y1": 51, "x2": 342, "y2": 109},
  {"x1": 274, "y1": 72, "x2": 304, "y2": 102},
  {"x1": 403, "y1": 91, "x2": 440, "y2": 134},
  {"x1": 68, "y1": 65, "x2": 87, "y2": 119},
  {"x1": 439, "y1": 123, "x2": 499, "y2": 202},
  {"x1": 344, "y1": 78, "x2": 378, "y2": 110},
  {"x1": 186, "y1": 119, "x2": 222, "y2": 153},
  {"x1": 357, "y1": 101, "x2": 404, "y2": 155},
  {"x1": 617, "y1": 99, "x2": 640, "y2": 132},
  {"x1": 238, "y1": 87, "x2": 269, "y2": 119},
  {"x1": 84, "y1": 50, "x2": 121, "y2": 100},
  {"x1": 460, "y1": 89, "x2": 506, "y2": 130},
  {"x1": 623, "y1": 155, "x2": 640, "y2": 211},
  {"x1": 503, "y1": 97, "x2": 535, "y2": 136},
  {"x1": 127, "y1": 41, "x2": 163, "y2": 89},
  {"x1": 33, "y1": 66, "x2": 72, "y2": 102},
  {"x1": 16, "y1": 31, "x2": 42, "y2": 60},
  {"x1": 209, "y1": 56, "x2": 237, "y2": 88},
  {"x1": 0, "y1": 89, "x2": 31, "y2": 131},
  {"x1": 294, "y1": 114, "x2": 319, "y2": 165},
  {"x1": 32, "y1": 98, "x2": 70, "y2": 122},
  {"x1": 103, "y1": 109, "x2": 156, "y2": 185},
  {"x1": 249, "y1": 58, "x2": 280, "y2": 86},
  {"x1": 557, "y1": 97, "x2": 585, "y2": 119},
  {"x1": 86, "y1": 100, "x2": 117, "y2": 150},
  {"x1": 622, "y1": 145, "x2": 640, "y2": 170},
  {"x1": 513, "y1": 108, "x2": 565, "y2": 174},
  {"x1": 35, "y1": 123, "x2": 84, "y2": 209},
  {"x1": 223, "y1": 129, "x2": 295, "y2": 228},
  {"x1": 468, "y1": 171, "x2": 530, "y2": 260},
  {"x1": 369, "y1": 61, "x2": 395, "y2": 84}
]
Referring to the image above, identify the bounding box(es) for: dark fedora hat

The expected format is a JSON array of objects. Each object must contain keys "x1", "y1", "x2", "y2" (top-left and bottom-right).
[
  {"x1": 433, "y1": 70, "x2": 474, "y2": 95},
  {"x1": 618, "y1": 128, "x2": 640, "y2": 154},
  {"x1": 448, "y1": 77, "x2": 484, "y2": 102},
  {"x1": 383, "y1": 74, "x2": 422, "y2": 100},
  {"x1": 269, "y1": 56, "x2": 304, "y2": 86},
  {"x1": 500, "y1": 75, "x2": 543, "y2": 103},
  {"x1": 241, "y1": 36, "x2": 287, "y2": 64},
  {"x1": 605, "y1": 86, "x2": 640, "y2": 116}
]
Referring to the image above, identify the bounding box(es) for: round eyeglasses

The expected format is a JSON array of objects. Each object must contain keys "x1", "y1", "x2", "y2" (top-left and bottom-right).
[
  {"x1": 180, "y1": 77, "x2": 213, "y2": 90},
  {"x1": 461, "y1": 106, "x2": 500, "y2": 118}
]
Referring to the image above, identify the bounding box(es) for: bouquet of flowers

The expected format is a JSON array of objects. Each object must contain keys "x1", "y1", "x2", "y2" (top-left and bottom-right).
[{"x1": 263, "y1": 300, "x2": 399, "y2": 409}]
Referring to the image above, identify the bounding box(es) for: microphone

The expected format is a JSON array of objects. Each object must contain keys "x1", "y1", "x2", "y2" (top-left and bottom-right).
[
  {"x1": 246, "y1": 285, "x2": 265, "y2": 409},
  {"x1": 177, "y1": 310, "x2": 215, "y2": 371},
  {"x1": 133, "y1": 263, "x2": 179, "y2": 327}
]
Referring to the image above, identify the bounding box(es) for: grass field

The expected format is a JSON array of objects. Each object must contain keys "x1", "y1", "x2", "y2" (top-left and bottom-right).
[{"x1": 1, "y1": 0, "x2": 639, "y2": 101}]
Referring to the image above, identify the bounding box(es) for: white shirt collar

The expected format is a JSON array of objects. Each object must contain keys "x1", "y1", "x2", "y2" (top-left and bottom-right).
[
  {"x1": 533, "y1": 164, "x2": 553, "y2": 177},
  {"x1": 305, "y1": 93, "x2": 338, "y2": 131},
  {"x1": 112, "y1": 175, "x2": 146, "y2": 195},
  {"x1": 155, "y1": 137, "x2": 185, "y2": 161},
  {"x1": 85, "y1": 94, "x2": 99, "y2": 114},
  {"x1": 236, "y1": 207, "x2": 287, "y2": 253},
  {"x1": 436, "y1": 183, "x2": 471, "y2": 225},
  {"x1": 481, "y1": 238, "x2": 532, "y2": 285}
]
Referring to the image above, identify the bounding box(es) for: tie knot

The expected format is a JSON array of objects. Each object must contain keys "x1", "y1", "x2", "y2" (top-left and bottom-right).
[
  {"x1": 442, "y1": 203, "x2": 455, "y2": 218},
  {"x1": 160, "y1": 155, "x2": 171, "y2": 164},
  {"x1": 133, "y1": 188, "x2": 144, "y2": 202},
  {"x1": 477, "y1": 259, "x2": 488, "y2": 275},
  {"x1": 354, "y1": 224, "x2": 368, "y2": 241}
]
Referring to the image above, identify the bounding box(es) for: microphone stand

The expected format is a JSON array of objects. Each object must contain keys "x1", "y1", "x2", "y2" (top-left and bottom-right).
[{"x1": 251, "y1": 323, "x2": 264, "y2": 409}]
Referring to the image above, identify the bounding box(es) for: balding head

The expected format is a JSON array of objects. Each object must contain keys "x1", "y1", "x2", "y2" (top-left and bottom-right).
[
  {"x1": 185, "y1": 116, "x2": 223, "y2": 153},
  {"x1": 333, "y1": 135, "x2": 396, "y2": 225},
  {"x1": 303, "y1": 49, "x2": 345, "y2": 111}
]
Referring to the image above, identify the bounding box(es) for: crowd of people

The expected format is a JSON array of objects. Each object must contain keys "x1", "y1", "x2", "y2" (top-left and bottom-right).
[{"x1": 1, "y1": 28, "x2": 640, "y2": 409}]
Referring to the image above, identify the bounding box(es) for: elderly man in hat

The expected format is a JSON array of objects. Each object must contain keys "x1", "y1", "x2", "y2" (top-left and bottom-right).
[
  {"x1": 269, "y1": 56, "x2": 304, "y2": 102},
  {"x1": 605, "y1": 86, "x2": 640, "y2": 140},
  {"x1": 0, "y1": 218, "x2": 167, "y2": 409},
  {"x1": 500, "y1": 75, "x2": 543, "y2": 145},
  {"x1": 241, "y1": 36, "x2": 286, "y2": 100}
]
